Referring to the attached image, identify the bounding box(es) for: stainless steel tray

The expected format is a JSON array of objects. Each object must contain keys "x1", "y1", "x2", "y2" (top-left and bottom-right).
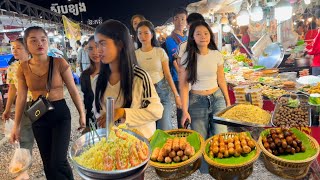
[
  {"x1": 213, "y1": 104, "x2": 271, "y2": 127},
  {"x1": 271, "y1": 95, "x2": 311, "y2": 127},
  {"x1": 69, "y1": 128, "x2": 151, "y2": 179},
  {"x1": 77, "y1": 162, "x2": 148, "y2": 180}
]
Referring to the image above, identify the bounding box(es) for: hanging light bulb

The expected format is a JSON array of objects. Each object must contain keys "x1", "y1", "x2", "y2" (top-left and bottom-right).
[
  {"x1": 274, "y1": 0, "x2": 292, "y2": 21},
  {"x1": 304, "y1": 0, "x2": 311, "y2": 4},
  {"x1": 250, "y1": 0, "x2": 263, "y2": 22},
  {"x1": 211, "y1": 23, "x2": 219, "y2": 33},
  {"x1": 236, "y1": 9, "x2": 250, "y2": 26},
  {"x1": 48, "y1": 32, "x2": 54, "y2": 37},
  {"x1": 220, "y1": 14, "x2": 229, "y2": 24},
  {"x1": 222, "y1": 24, "x2": 232, "y2": 33}
]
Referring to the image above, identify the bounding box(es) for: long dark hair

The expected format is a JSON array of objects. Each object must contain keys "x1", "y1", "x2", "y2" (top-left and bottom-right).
[
  {"x1": 95, "y1": 19, "x2": 137, "y2": 110},
  {"x1": 183, "y1": 21, "x2": 218, "y2": 85},
  {"x1": 136, "y1": 20, "x2": 160, "y2": 48},
  {"x1": 82, "y1": 36, "x2": 98, "y2": 76}
]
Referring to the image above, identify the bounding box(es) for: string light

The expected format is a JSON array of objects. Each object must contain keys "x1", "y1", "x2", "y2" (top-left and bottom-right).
[
  {"x1": 236, "y1": 10, "x2": 250, "y2": 26},
  {"x1": 222, "y1": 24, "x2": 232, "y2": 33},
  {"x1": 220, "y1": 14, "x2": 229, "y2": 24},
  {"x1": 304, "y1": 0, "x2": 311, "y2": 4},
  {"x1": 250, "y1": 0, "x2": 263, "y2": 22}
]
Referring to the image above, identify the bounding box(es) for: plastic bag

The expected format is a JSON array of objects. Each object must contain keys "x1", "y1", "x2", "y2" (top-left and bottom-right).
[
  {"x1": 4, "y1": 118, "x2": 14, "y2": 138},
  {"x1": 9, "y1": 142, "x2": 31, "y2": 175}
]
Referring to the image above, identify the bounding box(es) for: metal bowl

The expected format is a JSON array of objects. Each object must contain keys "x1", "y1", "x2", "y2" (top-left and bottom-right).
[
  {"x1": 69, "y1": 129, "x2": 151, "y2": 179},
  {"x1": 258, "y1": 42, "x2": 284, "y2": 69}
]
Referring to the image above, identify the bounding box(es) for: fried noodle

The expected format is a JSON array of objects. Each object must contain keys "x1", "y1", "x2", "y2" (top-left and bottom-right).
[
  {"x1": 220, "y1": 104, "x2": 271, "y2": 124},
  {"x1": 74, "y1": 129, "x2": 148, "y2": 171}
]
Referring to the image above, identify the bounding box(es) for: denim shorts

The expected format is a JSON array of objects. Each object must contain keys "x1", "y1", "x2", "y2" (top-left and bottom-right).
[
  {"x1": 154, "y1": 78, "x2": 173, "y2": 130},
  {"x1": 188, "y1": 89, "x2": 227, "y2": 139}
]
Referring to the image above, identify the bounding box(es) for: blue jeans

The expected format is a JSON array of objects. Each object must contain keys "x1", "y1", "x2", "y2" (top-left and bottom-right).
[
  {"x1": 189, "y1": 89, "x2": 228, "y2": 174},
  {"x1": 189, "y1": 89, "x2": 228, "y2": 139},
  {"x1": 155, "y1": 78, "x2": 173, "y2": 130},
  {"x1": 174, "y1": 81, "x2": 183, "y2": 128}
]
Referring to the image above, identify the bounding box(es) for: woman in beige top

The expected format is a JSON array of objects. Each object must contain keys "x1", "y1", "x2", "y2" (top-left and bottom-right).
[{"x1": 10, "y1": 26, "x2": 85, "y2": 180}]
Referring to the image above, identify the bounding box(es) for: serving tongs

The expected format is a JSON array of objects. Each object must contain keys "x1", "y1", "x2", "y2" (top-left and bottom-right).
[
  {"x1": 88, "y1": 115, "x2": 101, "y2": 145},
  {"x1": 87, "y1": 97, "x2": 115, "y2": 146}
]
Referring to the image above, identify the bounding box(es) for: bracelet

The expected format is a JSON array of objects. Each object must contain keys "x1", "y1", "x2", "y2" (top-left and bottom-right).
[{"x1": 175, "y1": 94, "x2": 180, "y2": 97}]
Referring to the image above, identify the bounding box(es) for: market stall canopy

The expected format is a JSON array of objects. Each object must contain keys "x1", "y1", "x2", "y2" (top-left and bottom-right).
[
  {"x1": 0, "y1": 0, "x2": 94, "y2": 38},
  {"x1": 186, "y1": 0, "x2": 243, "y2": 15},
  {"x1": 0, "y1": 11, "x2": 59, "y2": 31}
]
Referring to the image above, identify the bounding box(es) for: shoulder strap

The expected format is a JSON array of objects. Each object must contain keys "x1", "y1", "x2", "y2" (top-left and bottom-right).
[
  {"x1": 170, "y1": 32, "x2": 183, "y2": 45},
  {"x1": 46, "y1": 56, "x2": 54, "y2": 95}
]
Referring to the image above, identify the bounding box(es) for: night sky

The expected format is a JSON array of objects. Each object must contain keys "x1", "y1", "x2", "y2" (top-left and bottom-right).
[{"x1": 25, "y1": 0, "x2": 199, "y2": 28}]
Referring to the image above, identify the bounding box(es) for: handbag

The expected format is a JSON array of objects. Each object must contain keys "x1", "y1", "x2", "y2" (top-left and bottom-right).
[{"x1": 26, "y1": 57, "x2": 55, "y2": 122}]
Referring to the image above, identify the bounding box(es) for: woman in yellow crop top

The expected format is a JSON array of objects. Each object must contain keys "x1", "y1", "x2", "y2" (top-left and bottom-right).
[{"x1": 10, "y1": 26, "x2": 85, "y2": 180}]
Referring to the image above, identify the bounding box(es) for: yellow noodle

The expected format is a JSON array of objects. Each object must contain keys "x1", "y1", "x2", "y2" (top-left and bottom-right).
[
  {"x1": 74, "y1": 129, "x2": 148, "y2": 171},
  {"x1": 220, "y1": 104, "x2": 271, "y2": 124}
]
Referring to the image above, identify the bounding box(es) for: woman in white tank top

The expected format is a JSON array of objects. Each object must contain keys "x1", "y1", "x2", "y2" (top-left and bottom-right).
[
  {"x1": 179, "y1": 21, "x2": 231, "y2": 139},
  {"x1": 135, "y1": 20, "x2": 181, "y2": 130}
]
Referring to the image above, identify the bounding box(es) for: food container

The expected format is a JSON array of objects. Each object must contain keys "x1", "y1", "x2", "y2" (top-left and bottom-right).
[
  {"x1": 233, "y1": 85, "x2": 248, "y2": 93},
  {"x1": 279, "y1": 72, "x2": 297, "y2": 82},
  {"x1": 295, "y1": 58, "x2": 310, "y2": 68},
  {"x1": 235, "y1": 95, "x2": 247, "y2": 102},
  {"x1": 149, "y1": 129, "x2": 205, "y2": 180},
  {"x1": 69, "y1": 129, "x2": 151, "y2": 179},
  {"x1": 258, "y1": 128, "x2": 320, "y2": 179},
  {"x1": 261, "y1": 69, "x2": 279, "y2": 77},
  {"x1": 203, "y1": 132, "x2": 261, "y2": 180},
  {"x1": 308, "y1": 93, "x2": 320, "y2": 106},
  {"x1": 271, "y1": 94, "x2": 311, "y2": 127},
  {"x1": 213, "y1": 104, "x2": 271, "y2": 127}
]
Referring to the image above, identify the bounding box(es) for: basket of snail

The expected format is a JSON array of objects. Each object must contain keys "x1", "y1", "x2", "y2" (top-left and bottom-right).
[
  {"x1": 258, "y1": 128, "x2": 319, "y2": 179},
  {"x1": 203, "y1": 132, "x2": 261, "y2": 180},
  {"x1": 148, "y1": 129, "x2": 205, "y2": 180}
]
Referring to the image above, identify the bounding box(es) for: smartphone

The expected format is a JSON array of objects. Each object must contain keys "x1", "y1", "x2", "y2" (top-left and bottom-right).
[{"x1": 184, "y1": 119, "x2": 190, "y2": 129}]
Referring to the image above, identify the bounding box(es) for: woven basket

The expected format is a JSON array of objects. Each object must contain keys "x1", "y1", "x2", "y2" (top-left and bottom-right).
[
  {"x1": 258, "y1": 132, "x2": 320, "y2": 179},
  {"x1": 203, "y1": 132, "x2": 261, "y2": 180},
  {"x1": 148, "y1": 129, "x2": 205, "y2": 180}
]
